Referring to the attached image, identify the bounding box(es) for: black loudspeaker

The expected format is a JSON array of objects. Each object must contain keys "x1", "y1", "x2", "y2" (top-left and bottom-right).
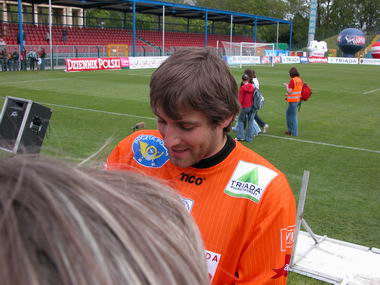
[{"x1": 0, "y1": 96, "x2": 53, "y2": 153}]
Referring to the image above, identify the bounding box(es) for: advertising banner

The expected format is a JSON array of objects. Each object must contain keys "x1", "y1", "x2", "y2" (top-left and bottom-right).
[
  {"x1": 281, "y1": 56, "x2": 301, "y2": 64},
  {"x1": 225, "y1": 56, "x2": 261, "y2": 65},
  {"x1": 308, "y1": 57, "x2": 328, "y2": 63},
  {"x1": 300, "y1": 57, "x2": 309, "y2": 64},
  {"x1": 307, "y1": 0, "x2": 318, "y2": 43},
  {"x1": 120, "y1": 57, "x2": 130, "y2": 69},
  {"x1": 273, "y1": 56, "x2": 282, "y2": 64},
  {"x1": 65, "y1": 57, "x2": 121, "y2": 72},
  {"x1": 328, "y1": 57, "x2": 358, "y2": 64},
  {"x1": 265, "y1": 50, "x2": 289, "y2": 56},
  {"x1": 129, "y1": 56, "x2": 169, "y2": 69},
  {"x1": 358, "y1": 58, "x2": 380, "y2": 65},
  {"x1": 261, "y1": 56, "x2": 272, "y2": 64}
]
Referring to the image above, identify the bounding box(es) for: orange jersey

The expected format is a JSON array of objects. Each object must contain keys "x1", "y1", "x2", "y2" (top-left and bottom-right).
[{"x1": 107, "y1": 130, "x2": 296, "y2": 284}]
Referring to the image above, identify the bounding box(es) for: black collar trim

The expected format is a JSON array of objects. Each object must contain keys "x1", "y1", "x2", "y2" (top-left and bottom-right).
[{"x1": 191, "y1": 135, "x2": 236, "y2": 169}]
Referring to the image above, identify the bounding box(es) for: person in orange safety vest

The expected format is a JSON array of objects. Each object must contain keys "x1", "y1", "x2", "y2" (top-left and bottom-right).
[{"x1": 283, "y1": 67, "x2": 303, "y2": 136}]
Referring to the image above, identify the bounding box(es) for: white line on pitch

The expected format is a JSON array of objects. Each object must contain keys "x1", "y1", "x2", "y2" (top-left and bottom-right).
[
  {"x1": 19, "y1": 100, "x2": 380, "y2": 154},
  {"x1": 262, "y1": 134, "x2": 380, "y2": 154},
  {"x1": 42, "y1": 102, "x2": 156, "y2": 121},
  {"x1": 128, "y1": 73, "x2": 152, "y2": 76},
  {"x1": 0, "y1": 78, "x2": 67, "y2": 85},
  {"x1": 0, "y1": 77, "x2": 93, "y2": 85},
  {"x1": 363, "y1": 88, "x2": 380, "y2": 94}
]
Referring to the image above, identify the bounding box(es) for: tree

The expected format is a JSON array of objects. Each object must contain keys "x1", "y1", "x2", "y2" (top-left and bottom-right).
[{"x1": 318, "y1": 0, "x2": 380, "y2": 35}]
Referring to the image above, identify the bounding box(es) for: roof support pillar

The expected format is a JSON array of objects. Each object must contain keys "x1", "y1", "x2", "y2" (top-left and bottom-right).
[
  {"x1": 17, "y1": 0, "x2": 24, "y2": 51},
  {"x1": 204, "y1": 10, "x2": 208, "y2": 47},
  {"x1": 276, "y1": 21, "x2": 279, "y2": 48},
  {"x1": 162, "y1": 5, "x2": 165, "y2": 56},
  {"x1": 229, "y1": 14, "x2": 233, "y2": 45},
  {"x1": 132, "y1": 0, "x2": 136, "y2": 57},
  {"x1": 289, "y1": 22, "x2": 293, "y2": 51}
]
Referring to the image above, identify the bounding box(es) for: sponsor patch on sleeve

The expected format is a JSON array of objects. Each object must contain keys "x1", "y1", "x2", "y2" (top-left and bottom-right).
[
  {"x1": 180, "y1": 197, "x2": 194, "y2": 213},
  {"x1": 281, "y1": 225, "x2": 295, "y2": 252},
  {"x1": 205, "y1": 250, "x2": 221, "y2": 282},
  {"x1": 224, "y1": 160, "x2": 278, "y2": 203},
  {"x1": 132, "y1": 135, "x2": 169, "y2": 168}
]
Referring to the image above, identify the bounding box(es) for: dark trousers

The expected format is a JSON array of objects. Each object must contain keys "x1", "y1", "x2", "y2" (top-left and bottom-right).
[
  {"x1": 254, "y1": 113, "x2": 266, "y2": 128},
  {"x1": 30, "y1": 59, "x2": 35, "y2": 70}
]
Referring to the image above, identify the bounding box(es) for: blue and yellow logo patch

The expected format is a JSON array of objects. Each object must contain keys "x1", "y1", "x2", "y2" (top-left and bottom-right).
[{"x1": 132, "y1": 135, "x2": 169, "y2": 168}]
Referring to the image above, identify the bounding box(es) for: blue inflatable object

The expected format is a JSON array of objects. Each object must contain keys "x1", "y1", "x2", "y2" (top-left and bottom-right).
[{"x1": 337, "y1": 28, "x2": 365, "y2": 57}]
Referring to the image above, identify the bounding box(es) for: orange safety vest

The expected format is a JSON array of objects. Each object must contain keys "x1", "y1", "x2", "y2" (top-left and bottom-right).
[{"x1": 287, "y1": 76, "x2": 303, "y2": 102}]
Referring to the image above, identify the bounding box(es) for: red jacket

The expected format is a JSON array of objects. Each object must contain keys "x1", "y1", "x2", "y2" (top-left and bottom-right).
[{"x1": 239, "y1": 83, "x2": 254, "y2": 108}]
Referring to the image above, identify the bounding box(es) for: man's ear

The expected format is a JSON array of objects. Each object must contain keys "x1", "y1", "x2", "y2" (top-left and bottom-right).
[{"x1": 221, "y1": 115, "x2": 235, "y2": 129}]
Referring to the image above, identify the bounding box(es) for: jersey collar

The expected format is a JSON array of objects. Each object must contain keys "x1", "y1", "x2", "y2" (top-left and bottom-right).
[{"x1": 191, "y1": 135, "x2": 236, "y2": 169}]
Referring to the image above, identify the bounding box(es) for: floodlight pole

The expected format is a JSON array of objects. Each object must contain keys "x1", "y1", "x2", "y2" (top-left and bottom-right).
[{"x1": 49, "y1": 0, "x2": 53, "y2": 70}]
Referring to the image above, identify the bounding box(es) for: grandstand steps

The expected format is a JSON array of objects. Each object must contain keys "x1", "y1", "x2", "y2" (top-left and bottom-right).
[
  {"x1": 356, "y1": 33, "x2": 380, "y2": 58},
  {"x1": 1, "y1": 22, "x2": 254, "y2": 51},
  {"x1": 137, "y1": 36, "x2": 160, "y2": 49}
]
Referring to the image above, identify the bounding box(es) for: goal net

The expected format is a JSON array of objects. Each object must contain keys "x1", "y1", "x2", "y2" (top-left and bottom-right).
[{"x1": 219, "y1": 41, "x2": 275, "y2": 67}]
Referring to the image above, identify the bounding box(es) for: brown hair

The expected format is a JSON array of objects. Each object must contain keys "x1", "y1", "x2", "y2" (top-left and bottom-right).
[
  {"x1": 150, "y1": 47, "x2": 240, "y2": 133},
  {"x1": 289, "y1": 67, "x2": 300, "y2": 78},
  {"x1": 243, "y1": 69, "x2": 256, "y2": 83},
  {"x1": 0, "y1": 155, "x2": 209, "y2": 285}
]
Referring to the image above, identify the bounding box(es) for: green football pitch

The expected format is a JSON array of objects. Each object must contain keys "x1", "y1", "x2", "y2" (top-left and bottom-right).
[{"x1": 1, "y1": 63, "x2": 379, "y2": 284}]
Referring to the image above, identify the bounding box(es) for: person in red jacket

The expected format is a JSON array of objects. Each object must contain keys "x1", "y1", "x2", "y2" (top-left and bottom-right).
[
  {"x1": 283, "y1": 67, "x2": 303, "y2": 136},
  {"x1": 236, "y1": 73, "x2": 255, "y2": 142},
  {"x1": 107, "y1": 47, "x2": 296, "y2": 284}
]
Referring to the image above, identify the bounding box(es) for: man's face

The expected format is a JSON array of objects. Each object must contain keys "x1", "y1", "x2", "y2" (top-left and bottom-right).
[{"x1": 155, "y1": 107, "x2": 228, "y2": 168}]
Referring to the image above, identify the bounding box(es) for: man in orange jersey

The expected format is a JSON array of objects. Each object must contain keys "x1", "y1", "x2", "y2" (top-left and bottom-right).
[{"x1": 107, "y1": 47, "x2": 296, "y2": 284}]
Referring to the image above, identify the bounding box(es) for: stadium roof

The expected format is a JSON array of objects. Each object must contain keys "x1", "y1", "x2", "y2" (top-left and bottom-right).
[
  {"x1": 16, "y1": 0, "x2": 293, "y2": 55},
  {"x1": 24, "y1": 0, "x2": 291, "y2": 27}
]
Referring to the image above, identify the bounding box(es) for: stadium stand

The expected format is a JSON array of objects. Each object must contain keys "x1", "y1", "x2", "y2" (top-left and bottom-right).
[
  {"x1": 1, "y1": 23, "x2": 253, "y2": 48},
  {"x1": 137, "y1": 30, "x2": 253, "y2": 47}
]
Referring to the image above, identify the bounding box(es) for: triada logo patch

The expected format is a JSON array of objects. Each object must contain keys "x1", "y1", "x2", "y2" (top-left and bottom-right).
[{"x1": 224, "y1": 160, "x2": 278, "y2": 203}]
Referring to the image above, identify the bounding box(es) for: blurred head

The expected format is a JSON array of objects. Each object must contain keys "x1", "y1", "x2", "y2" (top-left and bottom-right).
[
  {"x1": 0, "y1": 155, "x2": 208, "y2": 285},
  {"x1": 289, "y1": 67, "x2": 300, "y2": 78},
  {"x1": 243, "y1": 69, "x2": 256, "y2": 82},
  {"x1": 242, "y1": 73, "x2": 250, "y2": 82}
]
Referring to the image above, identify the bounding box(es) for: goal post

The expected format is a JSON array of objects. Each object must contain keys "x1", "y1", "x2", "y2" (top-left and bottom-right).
[{"x1": 219, "y1": 41, "x2": 275, "y2": 67}]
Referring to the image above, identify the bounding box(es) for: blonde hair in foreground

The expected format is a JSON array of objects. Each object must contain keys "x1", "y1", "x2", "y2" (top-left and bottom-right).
[{"x1": 0, "y1": 155, "x2": 208, "y2": 285}]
